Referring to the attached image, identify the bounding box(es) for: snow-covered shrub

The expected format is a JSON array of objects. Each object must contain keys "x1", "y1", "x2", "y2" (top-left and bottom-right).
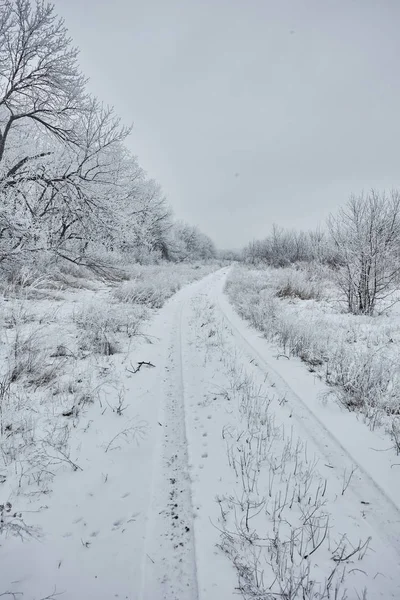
[
  {"x1": 326, "y1": 343, "x2": 400, "y2": 415},
  {"x1": 275, "y1": 277, "x2": 320, "y2": 301},
  {"x1": 114, "y1": 278, "x2": 177, "y2": 308},
  {"x1": 273, "y1": 265, "x2": 324, "y2": 301},
  {"x1": 74, "y1": 303, "x2": 147, "y2": 355},
  {"x1": 7, "y1": 327, "x2": 46, "y2": 385}
]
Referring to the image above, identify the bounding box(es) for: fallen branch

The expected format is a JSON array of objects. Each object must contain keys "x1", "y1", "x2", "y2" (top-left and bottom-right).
[{"x1": 126, "y1": 361, "x2": 156, "y2": 375}]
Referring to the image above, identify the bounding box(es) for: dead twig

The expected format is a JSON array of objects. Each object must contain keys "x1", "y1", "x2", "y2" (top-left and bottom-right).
[{"x1": 126, "y1": 361, "x2": 156, "y2": 374}]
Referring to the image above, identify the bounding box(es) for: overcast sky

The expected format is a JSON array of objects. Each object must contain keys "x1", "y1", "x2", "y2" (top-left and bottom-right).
[{"x1": 54, "y1": 0, "x2": 400, "y2": 248}]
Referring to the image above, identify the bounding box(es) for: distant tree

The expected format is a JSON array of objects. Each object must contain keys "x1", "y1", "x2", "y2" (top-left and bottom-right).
[
  {"x1": 169, "y1": 222, "x2": 216, "y2": 262},
  {"x1": 242, "y1": 225, "x2": 328, "y2": 266},
  {"x1": 217, "y1": 248, "x2": 241, "y2": 261},
  {"x1": 328, "y1": 190, "x2": 400, "y2": 314}
]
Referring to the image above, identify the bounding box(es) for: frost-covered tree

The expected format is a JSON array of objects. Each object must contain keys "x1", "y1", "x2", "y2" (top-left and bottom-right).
[
  {"x1": 0, "y1": 101, "x2": 130, "y2": 260},
  {"x1": 111, "y1": 175, "x2": 172, "y2": 261},
  {"x1": 0, "y1": 0, "x2": 212, "y2": 273},
  {"x1": 328, "y1": 190, "x2": 400, "y2": 314},
  {"x1": 0, "y1": 1, "x2": 131, "y2": 263},
  {"x1": 169, "y1": 222, "x2": 216, "y2": 262},
  {"x1": 0, "y1": 0, "x2": 87, "y2": 169}
]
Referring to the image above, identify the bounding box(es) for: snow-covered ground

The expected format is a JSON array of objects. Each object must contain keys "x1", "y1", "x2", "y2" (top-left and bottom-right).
[
  {"x1": 1, "y1": 266, "x2": 400, "y2": 598},
  {"x1": 0, "y1": 263, "x2": 217, "y2": 599}
]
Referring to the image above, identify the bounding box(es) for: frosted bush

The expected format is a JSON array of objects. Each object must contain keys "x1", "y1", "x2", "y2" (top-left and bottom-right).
[
  {"x1": 74, "y1": 303, "x2": 147, "y2": 354},
  {"x1": 326, "y1": 344, "x2": 400, "y2": 416}
]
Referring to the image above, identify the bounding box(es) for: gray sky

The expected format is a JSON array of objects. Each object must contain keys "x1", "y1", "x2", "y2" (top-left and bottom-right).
[{"x1": 55, "y1": 0, "x2": 400, "y2": 248}]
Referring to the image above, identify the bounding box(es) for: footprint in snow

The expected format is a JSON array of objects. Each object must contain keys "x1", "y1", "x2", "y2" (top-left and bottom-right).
[
  {"x1": 201, "y1": 452, "x2": 208, "y2": 458},
  {"x1": 90, "y1": 530, "x2": 100, "y2": 537},
  {"x1": 127, "y1": 513, "x2": 140, "y2": 523},
  {"x1": 112, "y1": 518, "x2": 124, "y2": 530}
]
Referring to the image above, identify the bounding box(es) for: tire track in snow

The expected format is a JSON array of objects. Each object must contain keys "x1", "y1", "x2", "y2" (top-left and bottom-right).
[
  {"x1": 140, "y1": 295, "x2": 199, "y2": 600},
  {"x1": 214, "y1": 273, "x2": 400, "y2": 557}
]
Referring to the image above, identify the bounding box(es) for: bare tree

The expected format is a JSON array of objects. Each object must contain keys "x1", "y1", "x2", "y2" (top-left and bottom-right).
[
  {"x1": 0, "y1": 101, "x2": 131, "y2": 261},
  {"x1": 0, "y1": 1, "x2": 132, "y2": 264},
  {"x1": 0, "y1": 0, "x2": 87, "y2": 169},
  {"x1": 0, "y1": 1, "x2": 203, "y2": 273},
  {"x1": 328, "y1": 190, "x2": 400, "y2": 314}
]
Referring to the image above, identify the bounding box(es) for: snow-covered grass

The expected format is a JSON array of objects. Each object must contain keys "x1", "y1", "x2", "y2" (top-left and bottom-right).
[
  {"x1": 218, "y1": 369, "x2": 370, "y2": 599},
  {"x1": 74, "y1": 302, "x2": 148, "y2": 355},
  {"x1": 114, "y1": 262, "x2": 218, "y2": 307},
  {"x1": 2, "y1": 266, "x2": 400, "y2": 598},
  {"x1": 225, "y1": 264, "x2": 400, "y2": 447},
  {"x1": 0, "y1": 260, "x2": 219, "y2": 597},
  {"x1": 189, "y1": 292, "x2": 378, "y2": 599}
]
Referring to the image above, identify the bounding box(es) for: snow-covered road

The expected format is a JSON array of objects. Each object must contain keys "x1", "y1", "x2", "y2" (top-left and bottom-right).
[
  {"x1": 139, "y1": 267, "x2": 400, "y2": 599},
  {"x1": 3, "y1": 268, "x2": 400, "y2": 599}
]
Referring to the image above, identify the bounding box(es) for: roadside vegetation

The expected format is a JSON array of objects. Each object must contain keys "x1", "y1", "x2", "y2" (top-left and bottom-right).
[{"x1": 228, "y1": 190, "x2": 400, "y2": 452}]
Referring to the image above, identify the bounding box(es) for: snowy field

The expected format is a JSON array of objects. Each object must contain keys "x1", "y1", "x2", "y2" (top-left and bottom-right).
[
  {"x1": 3, "y1": 1, "x2": 400, "y2": 598},
  {"x1": 1, "y1": 266, "x2": 400, "y2": 599}
]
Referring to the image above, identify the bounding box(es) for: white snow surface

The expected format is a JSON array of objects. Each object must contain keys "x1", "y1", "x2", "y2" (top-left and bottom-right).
[{"x1": 1, "y1": 267, "x2": 400, "y2": 598}]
